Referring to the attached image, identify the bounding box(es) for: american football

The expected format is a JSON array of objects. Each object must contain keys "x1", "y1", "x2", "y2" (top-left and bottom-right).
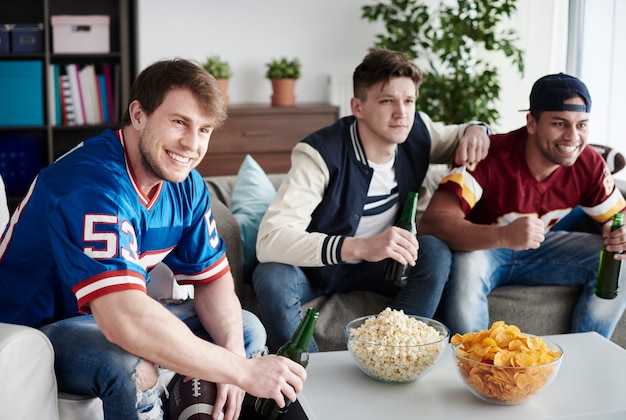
[
  {"x1": 168, "y1": 374, "x2": 223, "y2": 420},
  {"x1": 590, "y1": 144, "x2": 625, "y2": 175}
]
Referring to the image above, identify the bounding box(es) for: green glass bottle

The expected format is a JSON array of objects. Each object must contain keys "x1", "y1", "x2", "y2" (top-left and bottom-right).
[
  {"x1": 384, "y1": 192, "x2": 419, "y2": 287},
  {"x1": 255, "y1": 308, "x2": 319, "y2": 419},
  {"x1": 595, "y1": 213, "x2": 624, "y2": 299}
]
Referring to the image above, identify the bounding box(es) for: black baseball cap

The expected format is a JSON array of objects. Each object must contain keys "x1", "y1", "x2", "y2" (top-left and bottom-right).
[{"x1": 527, "y1": 73, "x2": 591, "y2": 113}]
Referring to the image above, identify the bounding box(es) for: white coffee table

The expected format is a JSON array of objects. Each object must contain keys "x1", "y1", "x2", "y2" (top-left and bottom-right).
[{"x1": 298, "y1": 332, "x2": 626, "y2": 419}]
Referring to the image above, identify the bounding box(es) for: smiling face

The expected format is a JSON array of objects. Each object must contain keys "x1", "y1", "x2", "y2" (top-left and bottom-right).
[
  {"x1": 128, "y1": 88, "x2": 215, "y2": 192},
  {"x1": 351, "y1": 77, "x2": 417, "y2": 163},
  {"x1": 525, "y1": 96, "x2": 590, "y2": 181}
]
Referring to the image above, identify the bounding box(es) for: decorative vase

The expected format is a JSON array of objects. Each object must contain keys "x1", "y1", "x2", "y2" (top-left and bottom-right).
[
  {"x1": 270, "y1": 78, "x2": 296, "y2": 107},
  {"x1": 216, "y1": 78, "x2": 230, "y2": 107}
]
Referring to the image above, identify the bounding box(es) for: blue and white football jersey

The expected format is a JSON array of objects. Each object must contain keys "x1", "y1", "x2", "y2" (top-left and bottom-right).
[{"x1": 0, "y1": 129, "x2": 229, "y2": 327}]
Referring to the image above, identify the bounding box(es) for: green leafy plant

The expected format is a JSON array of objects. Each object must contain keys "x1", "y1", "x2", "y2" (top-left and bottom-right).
[
  {"x1": 202, "y1": 55, "x2": 233, "y2": 79},
  {"x1": 362, "y1": 0, "x2": 524, "y2": 124},
  {"x1": 265, "y1": 57, "x2": 301, "y2": 80}
]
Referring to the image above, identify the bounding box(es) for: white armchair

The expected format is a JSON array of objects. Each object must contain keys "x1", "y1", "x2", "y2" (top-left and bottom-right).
[
  {"x1": 1, "y1": 175, "x2": 101, "y2": 419},
  {"x1": 0, "y1": 175, "x2": 181, "y2": 419},
  {"x1": 0, "y1": 269, "x2": 180, "y2": 420}
]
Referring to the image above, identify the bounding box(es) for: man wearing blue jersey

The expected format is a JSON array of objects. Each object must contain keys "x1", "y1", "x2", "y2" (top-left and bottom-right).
[{"x1": 0, "y1": 59, "x2": 306, "y2": 420}]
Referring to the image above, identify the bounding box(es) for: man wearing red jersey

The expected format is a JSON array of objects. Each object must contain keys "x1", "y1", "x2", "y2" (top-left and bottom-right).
[{"x1": 420, "y1": 73, "x2": 626, "y2": 338}]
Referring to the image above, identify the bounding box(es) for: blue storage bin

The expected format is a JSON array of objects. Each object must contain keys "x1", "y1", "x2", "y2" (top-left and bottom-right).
[
  {"x1": 0, "y1": 134, "x2": 43, "y2": 196},
  {"x1": 11, "y1": 23, "x2": 44, "y2": 53},
  {"x1": 0, "y1": 60, "x2": 44, "y2": 126}
]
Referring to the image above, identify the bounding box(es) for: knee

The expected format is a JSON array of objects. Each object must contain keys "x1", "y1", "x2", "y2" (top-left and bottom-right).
[
  {"x1": 242, "y1": 310, "x2": 269, "y2": 358},
  {"x1": 133, "y1": 360, "x2": 165, "y2": 419},
  {"x1": 419, "y1": 235, "x2": 452, "y2": 261},
  {"x1": 253, "y1": 262, "x2": 297, "y2": 291},
  {"x1": 134, "y1": 360, "x2": 159, "y2": 391}
]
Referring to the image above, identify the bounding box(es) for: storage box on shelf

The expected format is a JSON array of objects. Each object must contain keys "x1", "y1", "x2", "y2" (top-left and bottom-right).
[
  {"x1": 10, "y1": 23, "x2": 44, "y2": 53},
  {"x1": 0, "y1": 24, "x2": 9, "y2": 53},
  {"x1": 51, "y1": 15, "x2": 110, "y2": 54}
]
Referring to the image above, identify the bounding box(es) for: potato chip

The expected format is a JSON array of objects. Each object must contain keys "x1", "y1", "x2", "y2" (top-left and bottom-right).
[{"x1": 451, "y1": 321, "x2": 562, "y2": 404}]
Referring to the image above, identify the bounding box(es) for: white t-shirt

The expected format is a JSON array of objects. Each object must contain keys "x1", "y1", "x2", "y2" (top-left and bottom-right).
[{"x1": 353, "y1": 155, "x2": 399, "y2": 239}]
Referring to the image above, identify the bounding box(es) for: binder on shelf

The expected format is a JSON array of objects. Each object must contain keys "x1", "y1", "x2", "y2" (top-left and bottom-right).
[
  {"x1": 60, "y1": 74, "x2": 76, "y2": 126},
  {"x1": 48, "y1": 64, "x2": 64, "y2": 126},
  {"x1": 102, "y1": 63, "x2": 115, "y2": 123},
  {"x1": 54, "y1": 65, "x2": 62, "y2": 126},
  {"x1": 64, "y1": 64, "x2": 85, "y2": 125},
  {"x1": 79, "y1": 64, "x2": 102, "y2": 124},
  {"x1": 0, "y1": 60, "x2": 44, "y2": 126},
  {"x1": 99, "y1": 75, "x2": 109, "y2": 123},
  {"x1": 47, "y1": 64, "x2": 57, "y2": 126},
  {"x1": 54, "y1": 63, "x2": 119, "y2": 127}
]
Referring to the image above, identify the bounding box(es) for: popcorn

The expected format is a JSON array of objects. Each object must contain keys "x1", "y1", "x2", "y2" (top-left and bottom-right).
[{"x1": 347, "y1": 308, "x2": 447, "y2": 382}]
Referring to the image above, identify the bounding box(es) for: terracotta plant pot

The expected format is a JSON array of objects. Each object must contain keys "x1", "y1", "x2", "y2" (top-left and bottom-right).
[
  {"x1": 270, "y1": 78, "x2": 296, "y2": 107},
  {"x1": 216, "y1": 78, "x2": 230, "y2": 107}
]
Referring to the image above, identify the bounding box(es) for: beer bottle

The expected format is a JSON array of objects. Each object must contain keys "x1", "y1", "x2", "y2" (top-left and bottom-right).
[
  {"x1": 595, "y1": 213, "x2": 624, "y2": 299},
  {"x1": 255, "y1": 308, "x2": 319, "y2": 419},
  {"x1": 384, "y1": 192, "x2": 419, "y2": 287}
]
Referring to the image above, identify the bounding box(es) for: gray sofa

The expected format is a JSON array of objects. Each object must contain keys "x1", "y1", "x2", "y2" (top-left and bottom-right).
[{"x1": 205, "y1": 171, "x2": 626, "y2": 351}]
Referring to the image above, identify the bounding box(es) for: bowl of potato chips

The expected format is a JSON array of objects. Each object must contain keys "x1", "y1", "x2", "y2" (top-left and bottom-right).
[
  {"x1": 451, "y1": 321, "x2": 563, "y2": 405},
  {"x1": 344, "y1": 308, "x2": 449, "y2": 383}
]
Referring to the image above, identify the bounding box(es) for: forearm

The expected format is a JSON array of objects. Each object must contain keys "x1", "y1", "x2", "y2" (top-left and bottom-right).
[
  {"x1": 193, "y1": 276, "x2": 245, "y2": 357},
  {"x1": 424, "y1": 112, "x2": 489, "y2": 164},
  {"x1": 420, "y1": 217, "x2": 507, "y2": 251},
  {"x1": 91, "y1": 290, "x2": 248, "y2": 386}
]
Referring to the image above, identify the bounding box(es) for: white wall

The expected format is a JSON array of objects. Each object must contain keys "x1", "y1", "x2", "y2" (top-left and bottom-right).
[
  {"x1": 136, "y1": 0, "x2": 565, "y2": 131},
  {"x1": 137, "y1": 0, "x2": 382, "y2": 113}
]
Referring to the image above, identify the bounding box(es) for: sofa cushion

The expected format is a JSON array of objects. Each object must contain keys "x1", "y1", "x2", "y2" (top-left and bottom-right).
[
  {"x1": 304, "y1": 292, "x2": 392, "y2": 351},
  {"x1": 229, "y1": 156, "x2": 276, "y2": 278}
]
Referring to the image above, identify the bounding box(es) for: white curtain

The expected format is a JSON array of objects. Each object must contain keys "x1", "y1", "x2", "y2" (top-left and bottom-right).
[{"x1": 576, "y1": 0, "x2": 626, "y2": 180}]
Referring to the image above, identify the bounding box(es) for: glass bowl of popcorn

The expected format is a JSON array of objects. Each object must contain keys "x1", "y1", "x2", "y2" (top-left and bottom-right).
[
  {"x1": 344, "y1": 308, "x2": 450, "y2": 383},
  {"x1": 451, "y1": 321, "x2": 563, "y2": 405}
]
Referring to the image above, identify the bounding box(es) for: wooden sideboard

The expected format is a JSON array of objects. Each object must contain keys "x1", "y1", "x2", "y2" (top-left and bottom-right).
[{"x1": 196, "y1": 103, "x2": 340, "y2": 176}]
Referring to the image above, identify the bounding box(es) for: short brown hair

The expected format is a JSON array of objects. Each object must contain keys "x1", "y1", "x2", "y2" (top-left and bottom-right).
[
  {"x1": 122, "y1": 58, "x2": 227, "y2": 128},
  {"x1": 353, "y1": 48, "x2": 423, "y2": 101}
]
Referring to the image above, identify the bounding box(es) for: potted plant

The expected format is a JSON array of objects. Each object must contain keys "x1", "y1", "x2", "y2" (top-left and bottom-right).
[
  {"x1": 203, "y1": 55, "x2": 233, "y2": 106},
  {"x1": 265, "y1": 57, "x2": 301, "y2": 107},
  {"x1": 361, "y1": 0, "x2": 524, "y2": 125}
]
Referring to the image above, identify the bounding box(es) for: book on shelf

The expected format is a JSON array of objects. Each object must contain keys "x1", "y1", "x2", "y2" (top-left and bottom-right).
[
  {"x1": 60, "y1": 74, "x2": 76, "y2": 126},
  {"x1": 102, "y1": 63, "x2": 115, "y2": 123},
  {"x1": 50, "y1": 63, "x2": 117, "y2": 127},
  {"x1": 47, "y1": 64, "x2": 60, "y2": 126}
]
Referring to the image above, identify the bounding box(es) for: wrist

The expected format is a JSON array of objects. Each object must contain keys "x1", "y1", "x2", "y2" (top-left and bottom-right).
[{"x1": 466, "y1": 122, "x2": 492, "y2": 136}]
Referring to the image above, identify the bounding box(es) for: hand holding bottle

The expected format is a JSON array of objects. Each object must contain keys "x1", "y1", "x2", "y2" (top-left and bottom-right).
[
  {"x1": 255, "y1": 308, "x2": 319, "y2": 419},
  {"x1": 595, "y1": 213, "x2": 624, "y2": 299},
  {"x1": 243, "y1": 354, "x2": 306, "y2": 407},
  {"x1": 385, "y1": 192, "x2": 419, "y2": 287},
  {"x1": 601, "y1": 213, "x2": 626, "y2": 258}
]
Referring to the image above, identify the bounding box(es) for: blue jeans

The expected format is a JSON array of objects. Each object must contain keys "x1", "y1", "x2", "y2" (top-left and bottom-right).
[
  {"x1": 252, "y1": 235, "x2": 451, "y2": 352},
  {"x1": 438, "y1": 230, "x2": 626, "y2": 337},
  {"x1": 40, "y1": 301, "x2": 266, "y2": 420}
]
